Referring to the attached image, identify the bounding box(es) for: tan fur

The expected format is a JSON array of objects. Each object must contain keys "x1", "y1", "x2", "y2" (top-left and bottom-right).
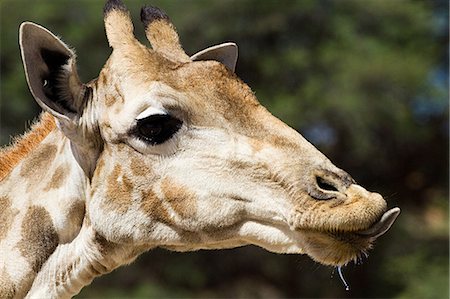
[
  {"x1": 104, "y1": 164, "x2": 134, "y2": 214},
  {"x1": 145, "y1": 19, "x2": 190, "y2": 63},
  {"x1": 0, "y1": 112, "x2": 56, "y2": 181},
  {"x1": 130, "y1": 157, "x2": 148, "y2": 177},
  {"x1": 161, "y1": 177, "x2": 196, "y2": 219},
  {"x1": 104, "y1": 10, "x2": 135, "y2": 48}
]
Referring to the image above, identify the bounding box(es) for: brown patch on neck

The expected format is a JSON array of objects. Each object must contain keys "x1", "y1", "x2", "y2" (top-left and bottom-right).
[
  {"x1": 0, "y1": 112, "x2": 56, "y2": 181},
  {"x1": 0, "y1": 267, "x2": 16, "y2": 299},
  {"x1": 0, "y1": 196, "x2": 18, "y2": 241},
  {"x1": 68, "y1": 200, "x2": 85, "y2": 227},
  {"x1": 17, "y1": 206, "x2": 59, "y2": 272},
  {"x1": 43, "y1": 164, "x2": 70, "y2": 191},
  {"x1": 21, "y1": 144, "x2": 58, "y2": 189}
]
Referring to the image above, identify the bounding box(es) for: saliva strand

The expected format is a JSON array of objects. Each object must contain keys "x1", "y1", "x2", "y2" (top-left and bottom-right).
[{"x1": 337, "y1": 266, "x2": 350, "y2": 291}]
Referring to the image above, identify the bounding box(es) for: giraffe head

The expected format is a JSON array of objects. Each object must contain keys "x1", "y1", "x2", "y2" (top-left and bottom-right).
[{"x1": 19, "y1": 0, "x2": 399, "y2": 266}]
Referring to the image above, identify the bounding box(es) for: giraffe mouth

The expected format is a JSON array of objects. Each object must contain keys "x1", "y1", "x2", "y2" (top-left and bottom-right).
[
  {"x1": 292, "y1": 207, "x2": 400, "y2": 266},
  {"x1": 324, "y1": 207, "x2": 401, "y2": 241},
  {"x1": 355, "y1": 207, "x2": 400, "y2": 238}
]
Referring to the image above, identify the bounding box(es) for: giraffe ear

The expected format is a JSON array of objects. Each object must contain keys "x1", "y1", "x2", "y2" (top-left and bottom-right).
[
  {"x1": 19, "y1": 22, "x2": 87, "y2": 122},
  {"x1": 191, "y1": 42, "x2": 238, "y2": 72}
]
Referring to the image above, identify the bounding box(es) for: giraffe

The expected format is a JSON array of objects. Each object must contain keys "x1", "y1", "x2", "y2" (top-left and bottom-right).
[{"x1": 0, "y1": 1, "x2": 400, "y2": 298}]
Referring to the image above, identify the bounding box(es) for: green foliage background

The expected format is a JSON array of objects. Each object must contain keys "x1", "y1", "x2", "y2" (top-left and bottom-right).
[{"x1": 0, "y1": 0, "x2": 448, "y2": 298}]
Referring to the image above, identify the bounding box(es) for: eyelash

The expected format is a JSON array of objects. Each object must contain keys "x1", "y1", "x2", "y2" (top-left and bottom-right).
[{"x1": 132, "y1": 114, "x2": 182, "y2": 145}]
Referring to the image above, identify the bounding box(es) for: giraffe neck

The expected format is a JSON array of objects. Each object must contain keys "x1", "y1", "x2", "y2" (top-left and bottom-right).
[
  {"x1": 0, "y1": 127, "x2": 87, "y2": 298},
  {"x1": 0, "y1": 113, "x2": 56, "y2": 182},
  {"x1": 25, "y1": 223, "x2": 147, "y2": 299}
]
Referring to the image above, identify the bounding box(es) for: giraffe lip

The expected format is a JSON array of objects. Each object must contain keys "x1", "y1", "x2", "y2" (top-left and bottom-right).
[{"x1": 357, "y1": 207, "x2": 401, "y2": 238}]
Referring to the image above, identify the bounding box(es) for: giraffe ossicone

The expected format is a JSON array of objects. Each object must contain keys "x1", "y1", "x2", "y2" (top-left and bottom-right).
[{"x1": 0, "y1": 0, "x2": 400, "y2": 297}]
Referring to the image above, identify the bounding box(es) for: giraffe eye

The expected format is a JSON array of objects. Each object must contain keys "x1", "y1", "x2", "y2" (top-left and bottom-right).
[{"x1": 134, "y1": 114, "x2": 182, "y2": 145}]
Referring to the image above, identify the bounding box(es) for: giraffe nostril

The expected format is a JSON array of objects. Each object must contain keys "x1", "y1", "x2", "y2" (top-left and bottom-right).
[
  {"x1": 309, "y1": 169, "x2": 354, "y2": 200},
  {"x1": 316, "y1": 176, "x2": 339, "y2": 193},
  {"x1": 308, "y1": 175, "x2": 340, "y2": 200}
]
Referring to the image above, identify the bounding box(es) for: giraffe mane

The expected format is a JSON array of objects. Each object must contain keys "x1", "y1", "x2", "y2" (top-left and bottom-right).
[{"x1": 0, "y1": 112, "x2": 56, "y2": 181}]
